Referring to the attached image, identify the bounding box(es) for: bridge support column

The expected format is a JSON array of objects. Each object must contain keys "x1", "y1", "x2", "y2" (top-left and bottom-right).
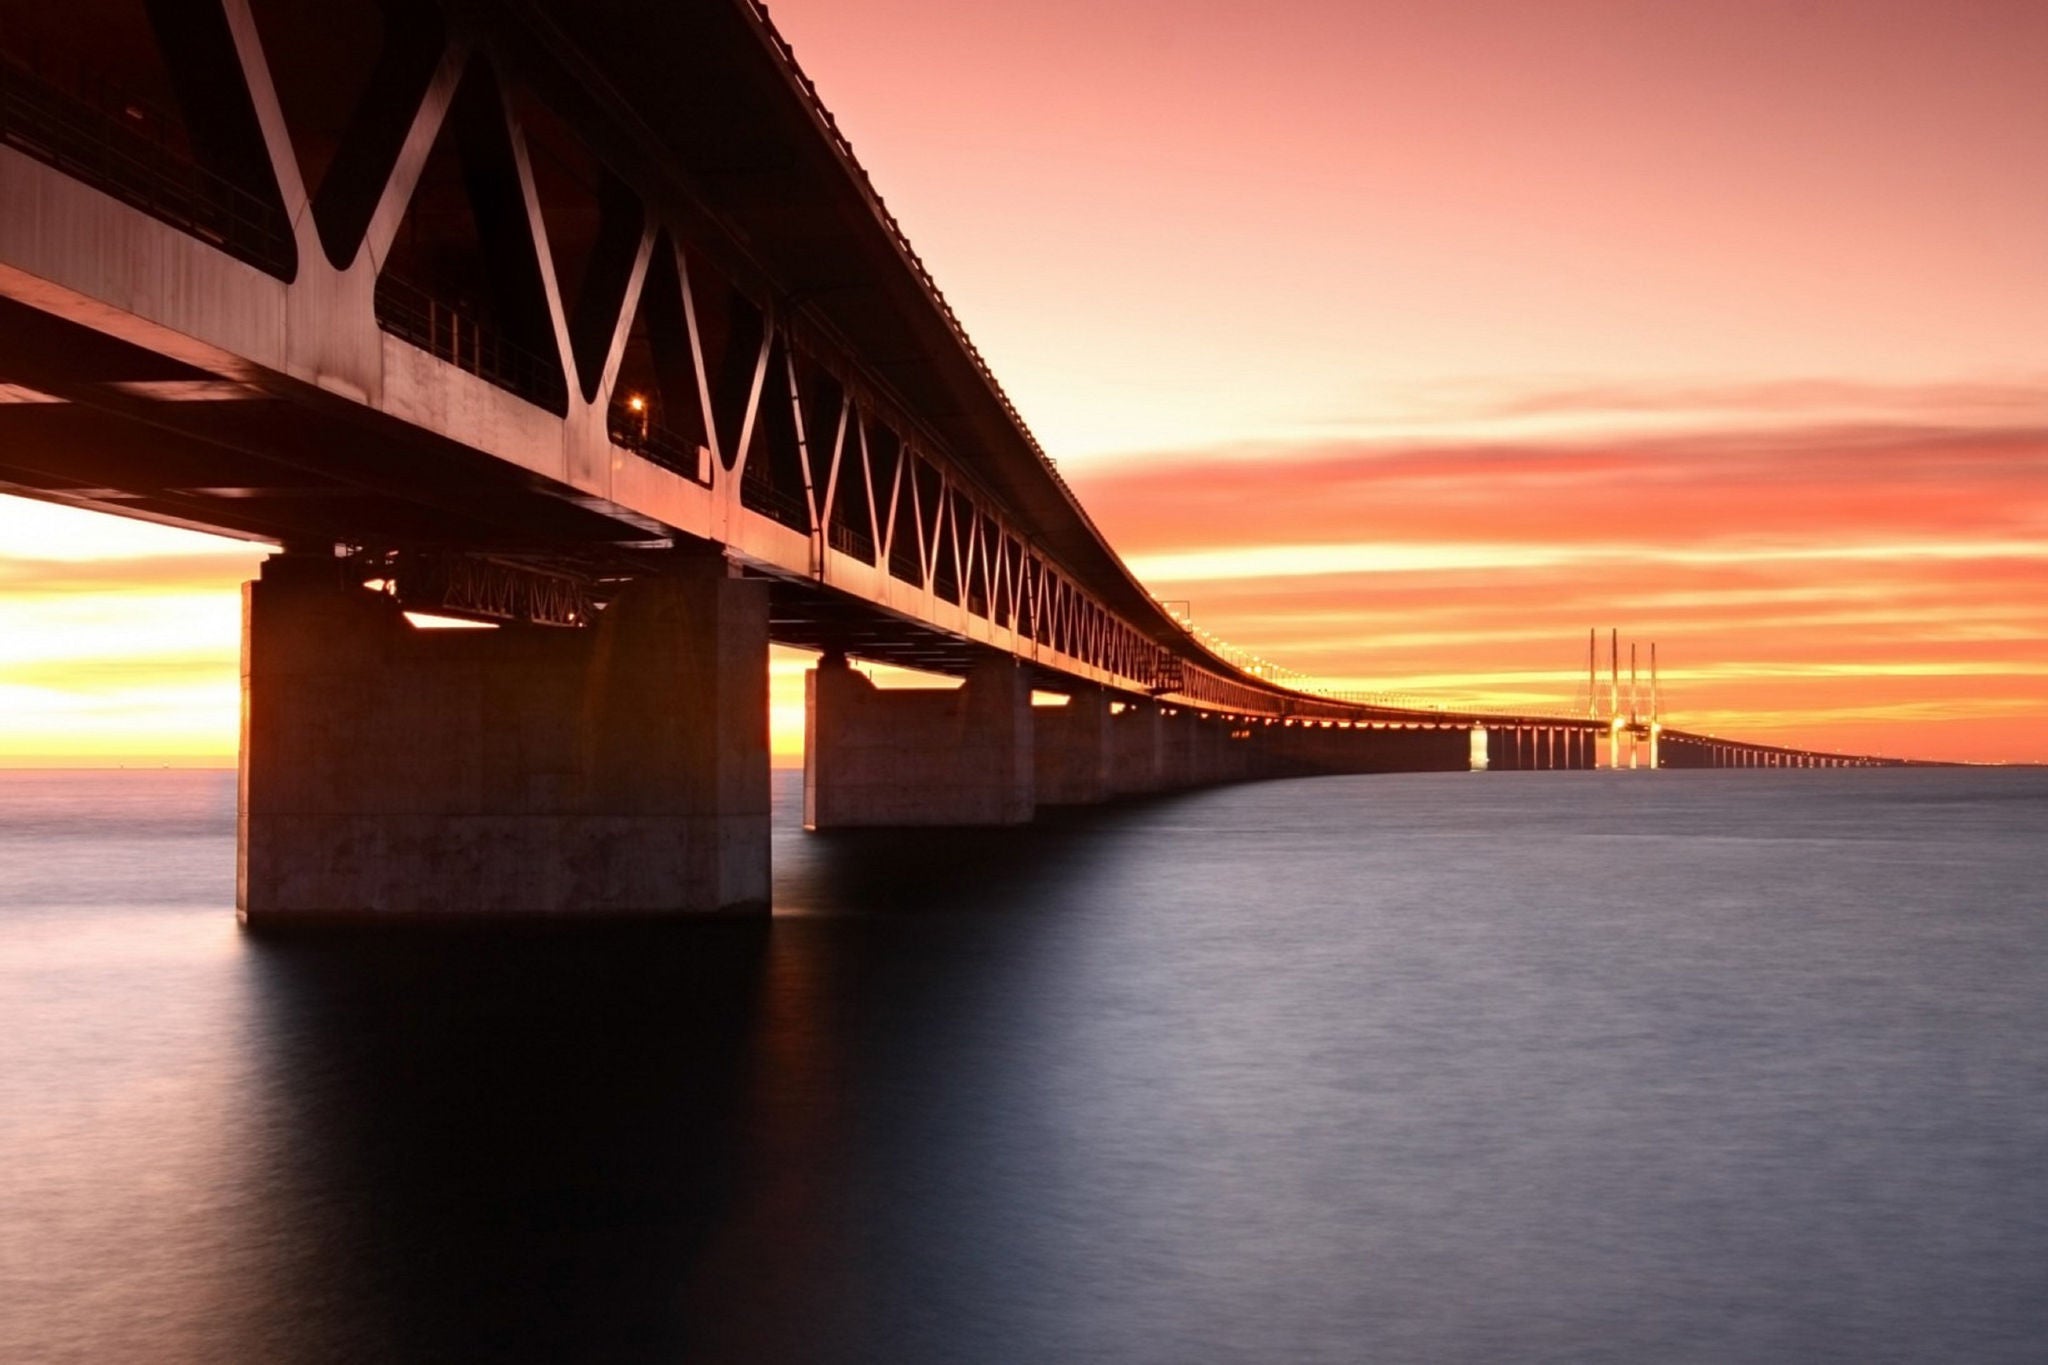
[
  {"x1": 1273, "y1": 723, "x2": 1471, "y2": 775},
  {"x1": 1110, "y1": 701, "x2": 1165, "y2": 795},
  {"x1": 1188, "y1": 713, "x2": 1245, "y2": 785},
  {"x1": 1190, "y1": 714, "x2": 1224, "y2": 784},
  {"x1": 1157, "y1": 709, "x2": 1199, "y2": 789},
  {"x1": 238, "y1": 552, "x2": 770, "y2": 922},
  {"x1": 1486, "y1": 727, "x2": 1517, "y2": 771},
  {"x1": 805, "y1": 655, "x2": 1034, "y2": 827},
  {"x1": 1034, "y1": 687, "x2": 1114, "y2": 806}
]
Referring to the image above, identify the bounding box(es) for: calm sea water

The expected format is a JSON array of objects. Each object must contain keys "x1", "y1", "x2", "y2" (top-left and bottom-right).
[{"x1": 1, "y1": 766, "x2": 2045, "y2": 1363}]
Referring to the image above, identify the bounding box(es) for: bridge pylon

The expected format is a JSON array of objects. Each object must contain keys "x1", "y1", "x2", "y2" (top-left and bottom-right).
[{"x1": 238, "y1": 549, "x2": 770, "y2": 921}]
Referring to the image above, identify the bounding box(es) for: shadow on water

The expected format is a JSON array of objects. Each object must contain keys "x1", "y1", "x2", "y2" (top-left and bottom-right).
[
  {"x1": 773, "y1": 796, "x2": 1168, "y2": 917},
  {"x1": 226, "y1": 793, "x2": 1162, "y2": 1363},
  {"x1": 236, "y1": 920, "x2": 774, "y2": 1361}
]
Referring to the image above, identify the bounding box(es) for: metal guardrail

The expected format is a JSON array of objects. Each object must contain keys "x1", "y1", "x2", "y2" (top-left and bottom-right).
[
  {"x1": 374, "y1": 274, "x2": 567, "y2": 414},
  {"x1": 827, "y1": 518, "x2": 876, "y2": 563},
  {"x1": 1318, "y1": 690, "x2": 1448, "y2": 712},
  {"x1": 887, "y1": 538, "x2": 922, "y2": 584},
  {"x1": 931, "y1": 559, "x2": 960, "y2": 605},
  {"x1": 0, "y1": 56, "x2": 294, "y2": 279},
  {"x1": 1149, "y1": 656, "x2": 1187, "y2": 697},
  {"x1": 739, "y1": 461, "x2": 811, "y2": 531},
  {"x1": 607, "y1": 404, "x2": 713, "y2": 485}
]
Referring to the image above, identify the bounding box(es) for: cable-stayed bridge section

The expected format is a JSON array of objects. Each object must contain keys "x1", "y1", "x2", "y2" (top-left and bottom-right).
[{"x1": 0, "y1": 0, "x2": 1911, "y2": 921}]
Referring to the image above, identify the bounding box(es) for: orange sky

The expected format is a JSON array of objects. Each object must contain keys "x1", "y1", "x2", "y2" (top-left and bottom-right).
[{"x1": 2, "y1": 0, "x2": 2044, "y2": 764}]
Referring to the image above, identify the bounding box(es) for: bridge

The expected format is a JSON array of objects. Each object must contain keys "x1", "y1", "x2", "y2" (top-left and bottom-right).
[{"x1": 0, "y1": 0, "x2": 1914, "y2": 921}]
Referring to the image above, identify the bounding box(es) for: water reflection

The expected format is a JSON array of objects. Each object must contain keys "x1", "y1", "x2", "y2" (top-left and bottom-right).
[
  {"x1": 224, "y1": 784, "x2": 1141, "y2": 1361},
  {"x1": 5, "y1": 770, "x2": 2048, "y2": 1363},
  {"x1": 235, "y1": 920, "x2": 771, "y2": 1360}
]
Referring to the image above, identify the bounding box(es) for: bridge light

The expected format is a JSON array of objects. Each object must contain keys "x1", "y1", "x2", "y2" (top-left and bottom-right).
[{"x1": 620, "y1": 392, "x2": 652, "y2": 446}]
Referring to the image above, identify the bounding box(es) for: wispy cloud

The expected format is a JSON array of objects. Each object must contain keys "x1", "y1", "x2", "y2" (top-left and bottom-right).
[
  {"x1": 0, "y1": 497, "x2": 263, "y2": 562},
  {"x1": 1, "y1": 389, "x2": 2043, "y2": 763},
  {"x1": 1072, "y1": 403, "x2": 2048, "y2": 761},
  {"x1": 1363, "y1": 374, "x2": 2048, "y2": 435},
  {"x1": 0, "y1": 552, "x2": 267, "y2": 594},
  {"x1": 1125, "y1": 537, "x2": 2048, "y2": 586},
  {"x1": 0, "y1": 496, "x2": 261, "y2": 762}
]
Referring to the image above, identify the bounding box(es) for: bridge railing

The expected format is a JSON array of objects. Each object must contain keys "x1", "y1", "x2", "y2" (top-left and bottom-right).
[
  {"x1": 0, "y1": 51, "x2": 293, "y2": 280},
  {"x1": 606, "y1": 402, "x2": 714, "y2": 486},
  {"x1": 373, "y1": 275, "x2": 567, "y2": 415},
  {"x1": 738, "y1": 457, "x2": 812, "y2": 532},
  {"x1": 827, "y1": 519, "x2": 877, "y2": 564},
  {"x1": 1316, "y1": 689, "x2": 1447, "y2": 713}
]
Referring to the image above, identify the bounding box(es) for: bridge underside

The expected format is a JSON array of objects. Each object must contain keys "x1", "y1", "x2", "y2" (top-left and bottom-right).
[{"x1": 0, "y1": 291, "x2": 1068, "y2": 683}]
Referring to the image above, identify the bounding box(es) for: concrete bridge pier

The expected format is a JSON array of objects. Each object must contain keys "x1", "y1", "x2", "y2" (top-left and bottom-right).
[
  {"x1": 1273, "y1": 722, "x2": 1472, "y2": 775},
  {"x1": 1152, "y1": 708, "x2": 1190, "y2": 789},
  {"x1": 1174, "y1": 712, "x2": 1212, "y2": 787},
  {"x1": 1034, "y1": 688, "x2": 1114, "y2": 806},
  {"x1": 238, "y1": 552, "x2": 771, "y2": 923},
  {"x1": 1198, "y1": 715, "x2": 1254, "y2": 784},
  {"x1": 1110, "y1": 701, "x2": 1167, "y2": 795},
  {"x1": 804, "y1": 655, "x2": 1034, "y2": 827},
  {"x1": 1195, "y1": 716, "x2": 1222, "y2": 784},
  {"x1": 1104, "y1": 707, "x2": 1247, "y2": 789},
  {"x1": 1484, "y1": 725, "x2": 1605, "y2": 771}
]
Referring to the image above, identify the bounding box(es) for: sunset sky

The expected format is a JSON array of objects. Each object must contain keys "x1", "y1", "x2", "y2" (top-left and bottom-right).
[{"x1": 3, "y1": 0, "x2": 2044, "y2": 764}]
